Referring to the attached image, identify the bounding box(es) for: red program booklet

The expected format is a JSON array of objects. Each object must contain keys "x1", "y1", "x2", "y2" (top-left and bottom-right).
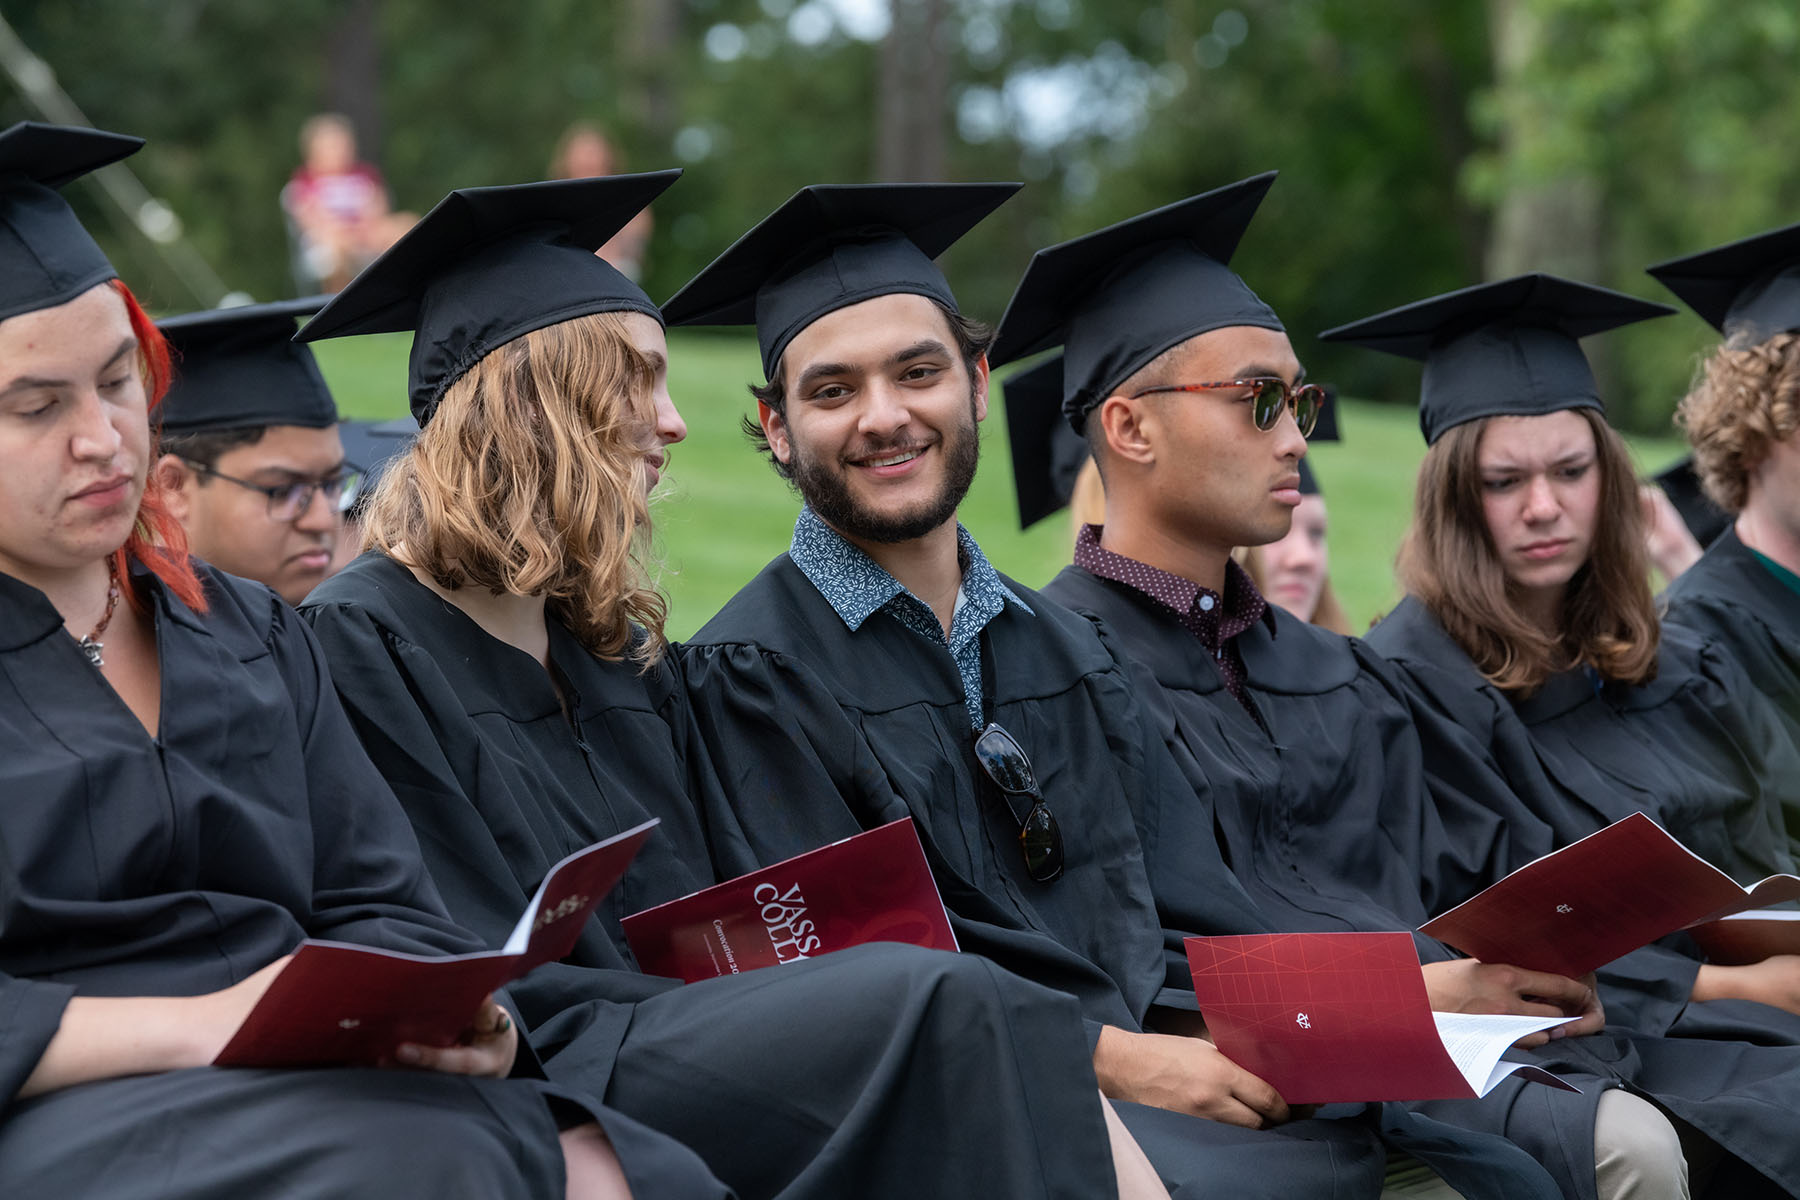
[
  {"x1": 622, "y1": 817, "x2": 957, "y2": 982},
  {"x1": 215, "y1": 819, "x2": 659, "y2": 1068},
  {"x1": 1421, "y1": 812, "x2": 1800, "y2": 978},
  {"x1": 1685, "y1": 911, "x2": 1800, "y2": 966},
  {"x1": 1187, "y1": 932, "x2": 1577, "y2": 1104}
]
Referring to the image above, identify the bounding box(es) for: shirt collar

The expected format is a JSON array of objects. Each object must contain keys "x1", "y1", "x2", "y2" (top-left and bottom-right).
[
  {"x1": 1073, "y1": 523, "x2": 1278, "y2": 638},
  {"x1": 789, "y1": 505, "x2": 1031, "y2": 632}
]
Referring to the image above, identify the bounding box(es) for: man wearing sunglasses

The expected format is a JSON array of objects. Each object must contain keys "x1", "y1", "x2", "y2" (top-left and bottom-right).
[
  {"x1": 153, "y1": 297, "x2": 353, "y2": 606},
  {"x1": 997, "y1": 176, "x2": 1780, "y2": 1199},
  {"x1": 669, "y1": 185, "x2": 1564, "y2": 1199}
]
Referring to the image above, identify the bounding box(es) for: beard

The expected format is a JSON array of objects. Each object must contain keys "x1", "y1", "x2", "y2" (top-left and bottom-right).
[{"x1": 789, "y1": 396, "x2": 981, "y2": 545}]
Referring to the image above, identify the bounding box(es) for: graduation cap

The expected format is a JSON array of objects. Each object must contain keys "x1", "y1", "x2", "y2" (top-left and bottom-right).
[
  {"x1": 1002, "y1": 355, "x2": 1093, "y2": 529},
  {"x1": 1296, "y1": 387, "x2": 1340, "y2": 497},
  {"x1": 660, "y1": 182, "x2": 1020, "y2": 379},
  {"x1": 1647, "y1": 221, "x2": 1800, "y2": 340},
  {"x1": 0, "y1": 122, "x2": 143, "y2": 322},
  {"x1": 337, "y1": 416, "x2": 418, "y2": 517},
  {"x1": 297, "y1": 171, "x2": 680, "y2": 424},
  {"x1": 991, "y1": 172, "x2": 1282, "y2": 431},
  {"x1": 157, "y1": 297, "x2": 336, "y2": 436},
  {"x1": 1653, "y1": 455, "x2": 1732, "y2": 548},
  {"x1": 1318, "y1": 273, "x2": 1675, "y2": 445}
]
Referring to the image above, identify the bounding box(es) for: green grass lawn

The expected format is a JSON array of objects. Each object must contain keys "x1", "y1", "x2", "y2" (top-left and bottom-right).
[{"x1": 311, "y1": 330, "x2": 1690, "y2": 639}]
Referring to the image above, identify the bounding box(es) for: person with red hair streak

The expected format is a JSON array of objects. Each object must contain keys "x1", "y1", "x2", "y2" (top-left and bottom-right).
[{"x1": 0, "y1": 122, "x2": 725, "y2": 1200}]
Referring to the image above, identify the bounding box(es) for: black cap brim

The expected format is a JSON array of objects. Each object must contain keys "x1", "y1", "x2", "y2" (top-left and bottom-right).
[
  {"x1": 1648, "y1": 221, "x2": 1800, "y2": 339},
  {"x1": 1002, "y1": 354, "x2": 1092, "y2": 529}
]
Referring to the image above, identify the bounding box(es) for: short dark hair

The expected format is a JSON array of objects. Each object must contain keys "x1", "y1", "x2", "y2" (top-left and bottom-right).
[
  {"x1": 158, "y1": 425, "x2": 269, "y2": 473},
  {"x1": 741, "y1": 301, "x2": 995, "y2": 479}
]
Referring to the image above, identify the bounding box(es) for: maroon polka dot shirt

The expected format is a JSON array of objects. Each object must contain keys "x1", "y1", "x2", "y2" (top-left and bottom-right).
[{"x1": 1073, "y1": 524, "x2": 1277, "y2": 725}]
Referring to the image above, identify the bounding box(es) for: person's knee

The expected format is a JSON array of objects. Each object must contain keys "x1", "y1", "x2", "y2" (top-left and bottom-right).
[{"x1": 1593, "y1": 1089, "x2": 1688, "y2": 1200}]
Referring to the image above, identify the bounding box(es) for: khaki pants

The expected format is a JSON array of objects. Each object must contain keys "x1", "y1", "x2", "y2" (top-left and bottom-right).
[{"x1": 1382, "y1": 1089, "x2": 1690, "y2": 1200}]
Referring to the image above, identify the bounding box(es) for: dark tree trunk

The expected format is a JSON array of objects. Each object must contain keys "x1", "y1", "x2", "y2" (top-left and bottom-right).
[
  {"x1": 622, "y1": 0, "x2": 680, "y2": 141},
  {"x1": 875, "y1": 0, "x2": 950, "y2": 181},
  {"x1": 324, "y1": 0, "x2": 384, "y2": 161}
]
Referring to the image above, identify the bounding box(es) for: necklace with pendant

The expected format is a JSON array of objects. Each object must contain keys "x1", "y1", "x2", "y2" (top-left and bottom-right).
[{"x1": 77, "y1": 560, "x2": 122, "y2": 668}]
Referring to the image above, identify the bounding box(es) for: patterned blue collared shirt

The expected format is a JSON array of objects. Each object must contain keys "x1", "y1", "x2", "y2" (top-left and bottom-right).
[{"x1": 788, "y1": 506, "x2": 1033, "y2": 731}]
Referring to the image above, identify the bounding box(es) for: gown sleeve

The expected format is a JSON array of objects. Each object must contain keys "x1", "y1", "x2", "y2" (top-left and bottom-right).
[
  {"x1": 267, "y1": 598, "x2": 481, "y2": 956},
  {"x1": 0, "y1": 976, "x2": 75, "y2": 1106}
]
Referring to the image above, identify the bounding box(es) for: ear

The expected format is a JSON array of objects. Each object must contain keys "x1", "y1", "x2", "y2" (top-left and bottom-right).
[
  {"x1": 758, "y1": 400, "x2": 792, "y2": 466},
  {"x1": 970, "y1": 353, "x2": 991, "y2": 423},
  {"x1": 1096, "y1": 394, "x2": 1158, "y2": 469},
  {"x1": 151, "y1": 453, "x2": 195, "y2": 522}
]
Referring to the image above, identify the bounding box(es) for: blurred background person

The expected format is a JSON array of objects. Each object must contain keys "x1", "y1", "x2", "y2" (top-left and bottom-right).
[
  {"x1": 282, "y1": 113, "x2": 411, "y2": 292},
  {"x1": 552, "y1": 121, "x2": 654, "y2": 280}
]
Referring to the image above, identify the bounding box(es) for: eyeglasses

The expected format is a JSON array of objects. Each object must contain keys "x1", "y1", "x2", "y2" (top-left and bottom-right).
[
  {"x1": 182, "y1": 459, "x2": 361, "y2": 522},
  {"x1": 1129, "y1": 376, "x2": 1327, "y2": 437},
  {"x1": 972, "y1": 722, "x2": 1065, "y2": 884}
]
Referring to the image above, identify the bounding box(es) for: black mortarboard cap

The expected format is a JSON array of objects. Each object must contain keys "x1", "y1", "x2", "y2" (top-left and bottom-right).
[
  {"x1": 660, "y1": 182, "x2": 1020, "y2": 378},
  {"x1": 1653, "y1": 455, "x2": 1732, "y2": 548},
  {"x1": 337, "y1": 416, "x2": 418, "y2": 517},
  {"x1": 0, "y1": 122, "x2": 142, "y2": 322},
  {"x1": 991, "y1": 173, "x2": 1282, "y2": 431},
  {"x1": 1318, "y1": 273, "x2": 1675, "y2": 445},
  {"x1": 1647, "y1": 221, "x2": 1800, "y2": 340},
  {"x1": 158, "y1": 297, "x2": 335, "y2": 435},
  {"x1": 1296, "y1": 386, "x2": 1340, "y2": 496},
  {"x1": 1002, "y1": 355, "x2": 1093, "y2": 529},
  {"x1": 297, "y1": 171, "x2": 680, "y2": 424}
]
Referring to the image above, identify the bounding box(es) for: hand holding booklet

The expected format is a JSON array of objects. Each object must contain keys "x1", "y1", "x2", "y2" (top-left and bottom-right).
[
  {"x1": 622, "y1": 817, "x2": 957, "y2": 982},
  {"x1": 215, "y1": 819, "x2": 659, "y2": 1068},
  {"x1": 1186, "y1": 932, "x2": 1579, "y2": 1104},
  {"x1": 1420, "y1": 812, "x2": 1800, "y2": 978}
]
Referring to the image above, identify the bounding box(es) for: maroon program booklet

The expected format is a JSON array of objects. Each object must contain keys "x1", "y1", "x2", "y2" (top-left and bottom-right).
[
  {"x1": 1421, "y1": 812, "x2": 1800, "y2": 978},
  {"x1": 622, "y1": 817, "x2": 957, "y2": 982},
  {"x1": 1187, "y1": 932, "x2": 1577, "y2": 1104},
  {"x1": 215, "y1": 819, "x2": 659, "y2": 1068}
]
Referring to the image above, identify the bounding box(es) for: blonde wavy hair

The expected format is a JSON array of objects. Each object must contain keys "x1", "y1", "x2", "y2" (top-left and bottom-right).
[
  {"x1": 362, "y1": 311, "x2": 668, "y2": 663},
  {"x1": 1235, "y1": 544, "x2": 1352, "y2": 634},
  {"x1": 1397, "y1": 409, "x2": 1658, "y2": 696},
  {"x1": 1676, "y1": 330, "x2": 1800, "y2": 514}
]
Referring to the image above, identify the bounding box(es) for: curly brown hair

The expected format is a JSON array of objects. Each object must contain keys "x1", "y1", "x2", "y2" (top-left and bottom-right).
[
  {"x1": 1398, "y1": 409, "x2": 1659, "y2": 696},
  {"x1": 1676, "y1": 331, "x2": 1800, "y2": 514},
  {"x1": 361, "y1": 311, "x2": 669, "y2": 664}
]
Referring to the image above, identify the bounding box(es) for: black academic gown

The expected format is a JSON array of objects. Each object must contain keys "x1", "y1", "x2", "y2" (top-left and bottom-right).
[
  {"x1": 682, "y1": 552, "x2": 1573, "y2": 1200},
  {"x1": 1364, "y1": 594, "x2": 1800, "y2": 1191},
  {"x1": 1368, "y1": 596, "x2": 1795, "y2": 895},
  {"x1": 0, "y1": 561, "x2": 719, "y2": 1200},
  {"x1": 1368, "y1": 600, "x2": 1800, "y2": 1037},
  {"x1": 302, "y1": 551, "x2": 1117, "y2": 1200},
  {"x1": 1049, "y1": 563, "x2": 1800, "y2": 1199},
  {"x1": 1662, "y1": 528, "x2": 1800, "y2": 849}
]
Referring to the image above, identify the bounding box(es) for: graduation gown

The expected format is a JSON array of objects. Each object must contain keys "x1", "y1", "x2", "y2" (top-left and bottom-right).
[
  {"x1": 1661, "y1": 528, "x2": 1800, "y2": 846},
  {"x1": 682, "y1": 552, "x2": 1574, "y2": 1200},
  {"x1": 1048, "y1": 563, "x2": 1800, "y2": 1199},
  {"x1": 1365, "y1": 596, "x2": 1800, "y2": 1180},
  {"x1": 301, "y1": 551, "x2": 1117, "y2": 1200},
  {"x1": 0, "y1": 561, "x2": 719, "y2": 1200},
  {"x1": 1367, "y1": 596, "x2": 1796, "y2": 895}
]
